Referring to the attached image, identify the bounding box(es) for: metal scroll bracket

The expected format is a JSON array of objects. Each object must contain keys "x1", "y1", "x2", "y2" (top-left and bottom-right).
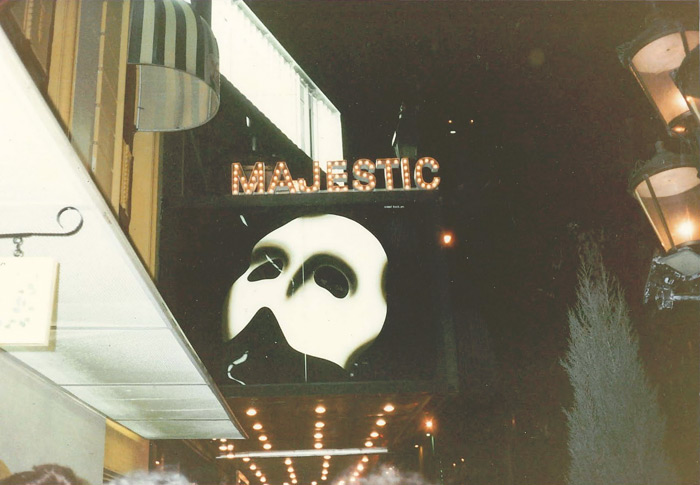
[{"x1": 0, "y1": 207, "x2": 84, "y2": 257}]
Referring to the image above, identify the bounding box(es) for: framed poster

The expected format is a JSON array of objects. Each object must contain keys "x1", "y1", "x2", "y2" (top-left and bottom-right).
[{"x1": 158, "y1": 193, "x2": 456, "y2": 395}]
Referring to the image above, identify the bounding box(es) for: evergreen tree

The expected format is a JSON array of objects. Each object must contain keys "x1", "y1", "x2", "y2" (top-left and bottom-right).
[{"x1": 562, "y1": 248, "x2": 676, "y2": 485}]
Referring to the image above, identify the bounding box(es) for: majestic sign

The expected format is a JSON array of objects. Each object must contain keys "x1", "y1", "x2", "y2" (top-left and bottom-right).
[{"x1": 231, "y1": 157, "x2": 441, "y2": 195}]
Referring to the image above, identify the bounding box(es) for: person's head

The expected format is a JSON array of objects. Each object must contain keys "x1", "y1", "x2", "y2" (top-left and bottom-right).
[
  {"x1": 108, "y1": 471, "x2": 191, "y2": 485},
  {"x1": 0, "y1": 464, "x2": 84, "y2": 485}
]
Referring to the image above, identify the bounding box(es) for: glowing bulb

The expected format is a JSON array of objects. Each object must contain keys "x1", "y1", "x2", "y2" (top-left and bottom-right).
[
  {"x1": 246, "y1": 408, "x2": 257, "y2": 416},
  {"x1": 425, "y1": 419, "x2": 433, "y2": 429},
  {"x1": 315, "y1": 421, "x2": 325, "y2": 428},
  {"x1": 256, "y1": 471, "x2": 262, "y2": 477},
  {"x1": 370, "y1": 431, "x2": 379, "y2": 438},
  {"x1": 315, "y1": 405, "x2": 326, "y2": 414},
  {"x1": 253, "y1": 423, "x2": 263, "y2": 430},
  {"x1": 677, "y1": 219, "x2": 695, "y2": 240},
  {"x1": 376, "y1": 418, "x2": 386, "y2": 427},
  {"x1": 314, "y1": 432, "x2": 324, "y2": 439},
  {"x1": 243, "y1": 458, "x2": 251, "y2": 462},
  {"x1": 357, "y1": 464, "x2": 364, "y2": 471},
  {"x1": 258, "y1": 435, "x2": 267, "y2": 441},
  {"x1": 365, "y1": 441, "x2": 373, "y2": 447},
  {"x1": 263, "y1": 443, "x2": 272, "y2": 450},
  {"x1": 362, "y1": 456, "x2": 369, "y2": 463},
  {"x1": 314, "y1": 443, "x2": 323, "y2": 449},
  {"x1": 250, "y1": 465, "x2": 257, "y2": 471},
  {"x1": 287, "y1": 467, "x2": 294, "y2": 473},
  {"x1": 323, "y1": 462, "x2": 329, "y2": 468},
  {"x1": 323, "y1": 455, "x2": 331, "y2": 460},
  {"x1": 441, "y1": 231, "x2": 454, "y2": 246}
]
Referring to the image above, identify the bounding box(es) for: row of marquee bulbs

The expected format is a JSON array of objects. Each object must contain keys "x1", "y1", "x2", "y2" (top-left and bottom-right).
[
  {"x1": 232, "y1": 158, "x2": 441, "y2": 195},
  {"x1": 230, "y1": 403, "x2": 396, "y2": 484}
]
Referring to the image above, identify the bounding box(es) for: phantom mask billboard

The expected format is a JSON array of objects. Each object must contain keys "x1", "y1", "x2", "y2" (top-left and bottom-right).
[{"x1": 158, "y1": 198, "x2": 453, "y2": 392}]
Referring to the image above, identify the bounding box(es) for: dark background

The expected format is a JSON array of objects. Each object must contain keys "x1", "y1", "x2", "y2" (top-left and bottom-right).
[{"x1": 238, "y1": 1, "x2": 700, "y2": 483}]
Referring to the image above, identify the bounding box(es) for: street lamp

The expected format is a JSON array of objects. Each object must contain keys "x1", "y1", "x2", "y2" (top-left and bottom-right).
[
  {"x1": 629, "y1": 142, "x2": 700, "y2": 308},
  {"x1": 618, "y1": 12, "x2": 699, "y2": 136},
  {"x1": 676, "y1": 46, "x2": 700, "y2": 125}
]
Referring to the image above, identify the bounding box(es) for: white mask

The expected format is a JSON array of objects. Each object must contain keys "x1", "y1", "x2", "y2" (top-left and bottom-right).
[{"x1": 224, "y1": 214, "x2": 388, "y2": 370}]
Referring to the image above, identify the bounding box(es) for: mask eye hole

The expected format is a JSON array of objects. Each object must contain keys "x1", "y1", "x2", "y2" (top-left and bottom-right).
[
  {"x1": 248, "y1": 257, "x2": 284, "y2": 282},
  {"x1": 313, "y1": 265, "x2": 350, "y2": 298}
]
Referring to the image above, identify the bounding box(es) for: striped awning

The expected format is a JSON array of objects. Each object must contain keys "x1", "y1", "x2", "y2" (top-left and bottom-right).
[{"x1": 128, "y1": 0, "x2": 220, "y2": 132}]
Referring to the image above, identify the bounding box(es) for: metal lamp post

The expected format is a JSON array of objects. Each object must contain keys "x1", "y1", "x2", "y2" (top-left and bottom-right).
[
  {"x1": 629, "y1": 142, "x2": 700, "y2": 308},
  {"x1": 618, "y1": 12, "x2": 699, "y2": 137}
]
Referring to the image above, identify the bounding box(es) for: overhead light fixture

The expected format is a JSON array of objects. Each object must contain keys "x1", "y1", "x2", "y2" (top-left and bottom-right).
[
  {"x1": 629, "y1": 142, "x2": 700, "y2": 253},
  {"x1": 127, "y1": 0, "x2": 220, "y2": 131},
  {"x1": 253, "y1": 423, "x2": 263, "y2": 430},
  {"x1": 258, "y1": 435, "x2": 268, "y2": 442},
  {"x1": 315, "y1": 421, "x2": 325, "y2": 428},
  {"x1": 376, "y1": 419, "x2": 386, "y2": 427},
  {"x1": 369, "y1": 431, "x2": 379, "y2": 438},
  {"x1": 246, "y1": 408, "x2": 258, "y2": 416},
  {"x1": 362, "y1": 456, "x2": 369, "y2": 463},
  {"x1": 216, "y1": 448, "x2": 388, "y2": 459},
  {"x1": 314, "y1": 432, "x2": 324, "y2": 440},
  {"x1": 315, "y1": 405, "x2": 327, "y2": 414},
  {"x1": 314, "y1": 443, "x2": 324, "y2": 449},
  {"x1": 383, "y1": 404, "x2": 395, "y2": 413},
  {"x1": 618, "y1": 10, "x2": 699, "y2": 136},
  {"x1": 285, "y1": 458, "x2": 293, "y2": 465},
  {"x1": 263, "y1": 443, "x2": 272, "y2": 450}
]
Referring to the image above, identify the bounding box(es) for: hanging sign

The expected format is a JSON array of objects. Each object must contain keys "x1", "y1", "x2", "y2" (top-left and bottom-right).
[
  {"x1": 231, "y1": 157, "x2": 441, "y2": 195},
  {"x1": 0, "y1": 257, "x2": 58, "y2": 346}
]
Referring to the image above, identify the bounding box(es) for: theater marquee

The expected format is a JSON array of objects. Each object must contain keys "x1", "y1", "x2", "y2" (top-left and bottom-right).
[{"x1": 231, "y1": 157, "x2": 441, "y2": 195}]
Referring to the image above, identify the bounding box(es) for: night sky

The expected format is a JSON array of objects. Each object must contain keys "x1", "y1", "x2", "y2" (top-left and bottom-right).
[{"x1": 242, "y1": 2, "x2": 699, "y2": 483}]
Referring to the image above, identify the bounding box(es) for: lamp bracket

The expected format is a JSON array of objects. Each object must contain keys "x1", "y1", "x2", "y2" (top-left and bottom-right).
[{"x1": 644, "y1": 249, "x2": 700, "y2": 309}]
